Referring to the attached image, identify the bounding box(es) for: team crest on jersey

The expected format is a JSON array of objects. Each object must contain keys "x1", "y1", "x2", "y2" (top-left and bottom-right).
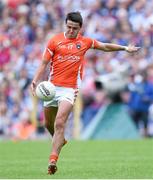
[{"x1": 76, "y1": 43, "x2": 81, "y2": 49}]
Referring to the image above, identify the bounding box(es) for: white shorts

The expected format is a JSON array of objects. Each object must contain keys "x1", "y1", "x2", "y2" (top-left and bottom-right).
[{"x1": 44, "y1": 86, "x2": 79, "y2": 107}]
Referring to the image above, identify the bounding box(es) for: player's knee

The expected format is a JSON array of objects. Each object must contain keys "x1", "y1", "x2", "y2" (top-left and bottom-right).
[{"x1": 55, "y1": 118, "x2": 65, "y2": 132}]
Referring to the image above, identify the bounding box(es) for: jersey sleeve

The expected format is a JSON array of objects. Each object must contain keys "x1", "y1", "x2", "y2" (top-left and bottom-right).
[
  {"x1": 92, "y1": 39, "x2": 100, "y2": 49},
  {"x1": 43, "y1": 38, "x2": 55, "y2": 61},
  {"x1": 85, "y1": 38, "x2": 99, "y2": 49},
  {"x1": 90, "y1": 39, "x2": 99, "y2": 49}
]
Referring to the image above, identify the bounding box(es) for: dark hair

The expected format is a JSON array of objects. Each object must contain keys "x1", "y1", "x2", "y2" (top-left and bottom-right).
[{"x1": 65, "y1": 12, "x2": 83, "y2": 27}]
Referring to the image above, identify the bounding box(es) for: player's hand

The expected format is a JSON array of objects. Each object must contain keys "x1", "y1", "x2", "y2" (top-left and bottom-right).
[
  {"x1": 31, "y1": 81, "x2": 37, "y2": 96},
  {"x1": 125, "y1": 45, "x2": 141, "y2": 53}
]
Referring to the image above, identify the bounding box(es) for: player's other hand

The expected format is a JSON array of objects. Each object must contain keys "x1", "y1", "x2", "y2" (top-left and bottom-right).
[
  {"x1": 31, "y1": 81, "x2": 36, "y2": 96},
  {"x1": 126, "y1": 45, "x2": 141, "y2": 53}
]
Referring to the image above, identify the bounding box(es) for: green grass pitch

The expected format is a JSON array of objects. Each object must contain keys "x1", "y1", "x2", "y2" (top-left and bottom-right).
[{"x1": 0, "y1": 139, "x2": 153, "y2": 179}]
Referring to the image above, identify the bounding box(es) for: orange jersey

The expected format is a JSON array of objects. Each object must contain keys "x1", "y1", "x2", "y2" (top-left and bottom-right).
[{"x1": 43, "y1": 32, "x2": 98, "y2": 88}]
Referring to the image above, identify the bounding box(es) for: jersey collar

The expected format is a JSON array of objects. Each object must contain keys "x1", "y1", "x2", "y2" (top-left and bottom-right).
[{"x1": 64, "y1": 32, "x2": 80, "y2": 40}]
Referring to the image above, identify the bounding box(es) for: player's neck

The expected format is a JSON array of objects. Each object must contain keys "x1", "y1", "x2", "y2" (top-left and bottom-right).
[{"x1": 64, "y1": 32, "x2": 79, "y2": 39}]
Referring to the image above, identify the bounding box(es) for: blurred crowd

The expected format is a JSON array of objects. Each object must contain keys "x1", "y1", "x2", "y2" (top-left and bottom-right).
[{"x1": 0, "y1": 0, "x2": 153, "y2": 140}]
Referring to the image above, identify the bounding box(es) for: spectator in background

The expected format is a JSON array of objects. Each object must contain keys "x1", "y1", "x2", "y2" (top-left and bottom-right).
[{"x1": 128, "y1": 65, "x2": 153, "y2": 137}]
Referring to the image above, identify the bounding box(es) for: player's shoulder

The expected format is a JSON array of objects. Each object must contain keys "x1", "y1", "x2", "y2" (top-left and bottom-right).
[
  {"x1": 80, "y1": 35, "x2": 93, "y2": 42},
  {"x1": 79, "y1": 35, "x2": 95, "y2": 46}
]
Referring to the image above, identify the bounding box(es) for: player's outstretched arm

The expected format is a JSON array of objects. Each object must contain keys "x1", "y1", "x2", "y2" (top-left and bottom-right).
[
  {"x1": 31, "y1": 59, "x2": 49, "y2": 96},
  {"x1": 94, "y1": 41, "x2": 141, "y2": 53}
]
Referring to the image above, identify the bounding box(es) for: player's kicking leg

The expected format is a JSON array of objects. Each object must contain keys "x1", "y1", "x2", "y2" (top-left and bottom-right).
[
  {"x1": 44, "y1": 106, "x2": 58, "y2": 174},
  {"x1": 44, "y1": 106, "x2": 58, "y2": 136},
  {"x1": 48, "y1": 100, "x2": 73, "y2": 175}
]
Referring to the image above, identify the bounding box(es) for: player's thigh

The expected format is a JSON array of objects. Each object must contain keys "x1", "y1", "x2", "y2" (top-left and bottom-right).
[
  {"x1": 44, "y1": 106, "x2": 58, "y2": 126},
  {"x1": 55, "y1": 100, "x2": 73, "y2": 125}
]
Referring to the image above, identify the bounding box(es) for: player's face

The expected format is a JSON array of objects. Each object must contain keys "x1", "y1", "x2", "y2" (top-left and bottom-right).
[{"x1": 65, "y1": 20, "x2": 81, "y2": 38}]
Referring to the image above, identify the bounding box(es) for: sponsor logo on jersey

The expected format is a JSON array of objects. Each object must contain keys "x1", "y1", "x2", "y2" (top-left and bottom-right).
[{"x1": 57, "y1": 55, "x2": 80, "y2": 62}]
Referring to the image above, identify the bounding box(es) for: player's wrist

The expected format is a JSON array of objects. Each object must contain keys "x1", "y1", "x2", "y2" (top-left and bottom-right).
[{"x1": 123, "y1": 46, "x2": 128, "y2": 51}]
